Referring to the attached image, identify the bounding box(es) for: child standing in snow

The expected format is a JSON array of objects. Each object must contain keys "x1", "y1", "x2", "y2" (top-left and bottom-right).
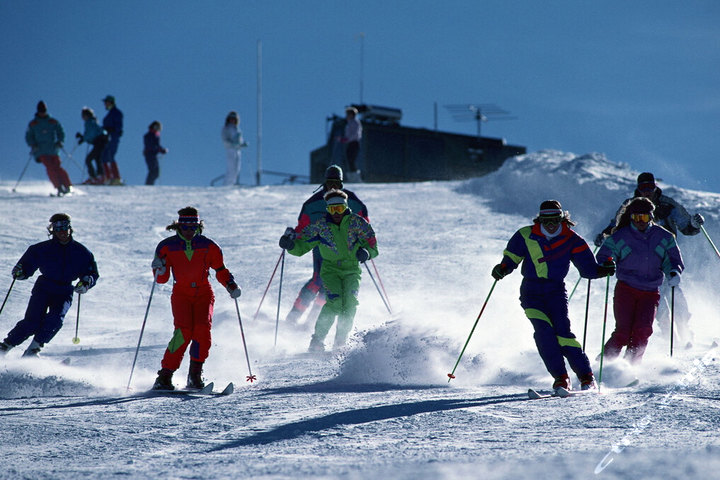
[
  {"x1": 491, "y1": 200, "x2": 615, "y2": 392},
  {"x1": 279, "y1": 189, "x2": 378, "y2": 352},
  {"x1": 0, "y1": 213, "x2": 98, "y2": 357},
  {"x1": 596, "y1": 197, "x2": 684, "y2": 364},
  {"x1": 151, "y1": 207, "x2": 242, "y2": 391}
]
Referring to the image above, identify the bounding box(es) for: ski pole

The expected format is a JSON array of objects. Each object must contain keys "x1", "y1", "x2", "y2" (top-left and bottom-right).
[
  {"x1": 700, "y1": 226, "x2": 720, "y2": 262},
  {"x1": 61, "y1": 146, "x2": 84, "y2": 175},
  {"x1": 582, "y1": 279, "x2": 591, "y2": 351},
  {"x1": 670, "y1": 286, "x2": 675, "y2": 357},
  {"x1": 235, "y1": 298, "x2": 257, "y2": 382},
  {"x1": 364, "y1": 262, "x2": 392, "y2": 314},
  {"x1": 72, "y1": 293, "x2": 81, "y2": 344},
  {"x1": 274, "y1": 250, "x2": 286, "y2": 347},
  {"x1": 447, "y1": 279, "x2": 497, "y2": 382},
  {"x1": 597, "y1": 275, "x2": 611, "y2": 392},
  {"x1": 0, "y1": 277, "x2": 16, "y2": 317},
  {"x1": 252, "y1": 250, "x2": 284, "y2": 321},
  {"x1": 568, "y1": 245, "x2": 599, "y2": 302},
  {"x1": 12, "y1": 153, "x2": 33, "y2": 192},
  {"x1": 127, "y1": 273, "x2": 158, "y2": 391},
  {"x1": 370, "y1": 259, "x2": 392, "y2": 312}
]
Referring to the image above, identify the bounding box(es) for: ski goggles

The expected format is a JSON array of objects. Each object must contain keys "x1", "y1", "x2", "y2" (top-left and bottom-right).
[
  {"x1": 179, "y1": 223, "x2": 198, "y2": 231},
  {"x1": 327, "y1": 204, "x2": 348, "y2": 215},
  {"x1": 325, "y1": 180, "x2": 343, "y2": 189},
  {"x1": 630, "y1": 213, "x2": 652, "y2": 223},
  {"x1": 51, "y1": 220, "x2": 71, "y2": 231}
]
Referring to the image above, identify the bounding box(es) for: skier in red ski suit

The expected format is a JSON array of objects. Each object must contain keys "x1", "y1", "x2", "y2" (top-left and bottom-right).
[{"x1": 151, "y1": 207, "x2": 241, "y2": 391}]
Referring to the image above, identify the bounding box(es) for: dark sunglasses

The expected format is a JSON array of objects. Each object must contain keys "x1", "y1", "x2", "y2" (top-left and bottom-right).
[
  {"x1": 52, "y1": 221, "x2": 71, "y2": 231},
  {"x1": 180, "y1": 224, "x2": 198, "y2": 231}
]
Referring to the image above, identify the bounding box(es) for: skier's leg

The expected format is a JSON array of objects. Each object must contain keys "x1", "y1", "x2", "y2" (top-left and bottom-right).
[
  {"x1": 625, "y1": 289, "x2": 659, "y2": 364},
  {"x1": 334, "y1": 271, "x2": 360, "y2": 347},
  {"x1": 160, "y1": 293, "x2": 194, "y2": 371}
]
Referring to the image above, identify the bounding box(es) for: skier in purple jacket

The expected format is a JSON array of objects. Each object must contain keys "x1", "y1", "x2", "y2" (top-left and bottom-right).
[{"x1": 596, "y1": 197, "x2": 684, "y2": 364}]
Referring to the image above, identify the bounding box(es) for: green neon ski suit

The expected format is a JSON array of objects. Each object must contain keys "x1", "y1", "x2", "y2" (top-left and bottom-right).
[{"x1": 288, "y1": 209, "x2": 378, "y2": 347}]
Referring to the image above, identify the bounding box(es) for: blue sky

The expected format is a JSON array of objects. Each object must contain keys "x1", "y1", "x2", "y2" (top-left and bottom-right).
[{"x1": 1, "y1": 1, "x2": 718, "y2": 190}]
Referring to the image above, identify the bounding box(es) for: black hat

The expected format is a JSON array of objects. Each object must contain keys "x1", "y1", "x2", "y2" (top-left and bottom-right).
[
  {"x1": 637, "y1": 172, "x2": 656, "y2": 191},
  {"x1": 37, "y1": 101, "x2": 47, "y2": 113},
  {"x1": 325, "y1": 165, "x2": 343, "y2": 182},
  {"x1": 102, "y1": 95, "x2": 115, "y2": 104}
]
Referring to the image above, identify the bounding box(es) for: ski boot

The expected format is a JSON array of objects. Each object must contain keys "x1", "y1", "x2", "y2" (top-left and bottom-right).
[
  {"x1": 152, "y1": 368, "x2": 175, "y2": 391},
  {"x1": 22, "y1": 340, "x2": 43, "y2": 357},
  {"x1": 186, "y1": 360, "x2": 205, "y2": 389},
  {"x1": 0, "y1": 341, "x2": 12, "y2": 355},
  {"x1": 552, "y1": 374, "x2": 571, "y2": 394},
  {"x1": 308, "y1": 334, "x2": 325, "y2": 353},
  {"x1": 580, "y1": 373, "x2": 597, "y2": 391}
]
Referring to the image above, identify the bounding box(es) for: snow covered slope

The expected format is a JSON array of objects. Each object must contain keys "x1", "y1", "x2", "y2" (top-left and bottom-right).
[{"x1": 0, "y1": 150, "x2": 719, "y2": 479}]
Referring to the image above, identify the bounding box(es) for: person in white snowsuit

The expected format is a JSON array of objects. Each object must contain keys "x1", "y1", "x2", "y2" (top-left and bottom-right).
[{"x1": 221, "y1": 111, "x2": 247, "y2": 186}]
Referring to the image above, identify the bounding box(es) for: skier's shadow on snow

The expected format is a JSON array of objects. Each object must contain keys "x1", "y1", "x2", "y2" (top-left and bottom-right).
[{"x1": 208, "y1": 393, "x2": 527, "y2": 451}]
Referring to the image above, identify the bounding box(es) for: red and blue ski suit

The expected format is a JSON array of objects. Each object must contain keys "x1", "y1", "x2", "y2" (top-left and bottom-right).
[
  {"x1": 154, "y1": 233, "x2": 235, "y2": 371},
  {"x1": 498, "y1": 223, "x2": 605, "y2": 382}
]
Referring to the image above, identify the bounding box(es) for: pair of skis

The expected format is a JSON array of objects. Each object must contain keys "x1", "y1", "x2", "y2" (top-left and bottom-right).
[
  {"x1": 527, "y1": 378, "x2": 640, "y2": 399},
  {"x1": 149, "y1": 381, "x2": 234, "y2": 396}
]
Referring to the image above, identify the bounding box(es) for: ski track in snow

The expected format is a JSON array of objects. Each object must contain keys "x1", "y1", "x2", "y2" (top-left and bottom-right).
[{"x1": 1, "y1": 150, "x2": 720, "y2": 479}]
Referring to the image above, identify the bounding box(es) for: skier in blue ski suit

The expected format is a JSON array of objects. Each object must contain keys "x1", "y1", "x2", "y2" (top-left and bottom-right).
[
  {"x1": 492, "y1": 200, "x2": 615, "y2": 391},
  {"x1": 0, "y1": 214, "x2": 99, "y2": 357}
]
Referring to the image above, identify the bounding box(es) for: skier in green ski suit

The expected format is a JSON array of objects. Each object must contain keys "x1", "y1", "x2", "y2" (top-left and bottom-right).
[{"x1": 279, "y1": 189, "x2": 378, "y2": 352}]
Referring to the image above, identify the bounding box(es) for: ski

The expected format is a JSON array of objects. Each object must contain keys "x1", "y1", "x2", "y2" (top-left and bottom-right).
[
  {"x1": 146, "y1": 382, "x2": 234, "y2": 396},
  {"x1": 527, "y1": 387, "x2": 596, "y2": 399}
]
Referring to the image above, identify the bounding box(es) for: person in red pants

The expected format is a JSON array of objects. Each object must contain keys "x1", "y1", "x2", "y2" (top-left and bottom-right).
[
  {"x1": 596, "y1": 197, "x2": 684, "y2": 363},
  {"x1": 25, "y1": 101, "x2": 73, "y2": 196},
  {"x1": 151, "y1": 206, "x2": 242, "y2": 390}
]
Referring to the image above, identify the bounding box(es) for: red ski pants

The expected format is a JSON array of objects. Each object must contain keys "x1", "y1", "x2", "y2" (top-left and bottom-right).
[
  {"x1": 604, "y1": 281, "x2": 660, "y2": 364},
  {"x1": 39, "y1": 155, "x2": 72, "y2": 189},
  {"x1": 161, "y1": 289, "x2": 214, "y2": 371}
]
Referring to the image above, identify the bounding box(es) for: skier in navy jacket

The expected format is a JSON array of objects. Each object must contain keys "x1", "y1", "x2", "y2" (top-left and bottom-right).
[{"x1": 0, "y1": 213, "x2": 99, "y2": 357}]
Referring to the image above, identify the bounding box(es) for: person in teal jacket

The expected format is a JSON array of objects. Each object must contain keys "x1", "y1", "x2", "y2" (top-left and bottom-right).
[
  {"x1": 25, "y1": 101, "x2": 72, "y2": 195},
  {"x1": 279, "y1": 189, "x2": 378, "y2": 352}
]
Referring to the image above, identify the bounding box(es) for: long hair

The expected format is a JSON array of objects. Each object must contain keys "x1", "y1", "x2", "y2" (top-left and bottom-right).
[{"x1": 166, "y1": 206, "x2": 205, "y2": 234}]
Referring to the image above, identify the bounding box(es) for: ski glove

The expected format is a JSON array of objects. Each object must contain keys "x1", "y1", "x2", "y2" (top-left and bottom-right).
[
  {"x1": 594, "y1": 233, "x2": 605, "y2": 248},
  {"x1": 75, "y1": 132, "x2": 84, "y2": 145},
  {"x1": 11, "y1": 264, "x2": 28, "y2": 280},
  {"x1": 279, "y1": 227, "x2": 297, "y2": 251},
  {"x1": 668, "y1": 271, "x2": 681, "y2": 287},
  {"x1": 226, "y1": 281, "x2": 242, "y2": 299},
  {"x1": 491, "y1": 263, "x2": 509, "y2": 280},
  {"x1": 597, "y1": 259, "x2": 616, "y2": 277},
  {"x1": 74, "y1": 276, "x2": 95, "y2": 294},
  {"x1": 691, "y1": 213, "x2": 705, "y2": 228},
  {"x1": 356, "y1": 248, "x2": 370, "y2": 263},
  {"x1": 151, "y1": 256, "x2": 166, "y2": 276}
]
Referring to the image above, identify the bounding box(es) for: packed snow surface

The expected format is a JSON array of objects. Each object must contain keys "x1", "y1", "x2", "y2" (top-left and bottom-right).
[{"x1": 1, "y1": 150, "x2": 720, "y2": 479}]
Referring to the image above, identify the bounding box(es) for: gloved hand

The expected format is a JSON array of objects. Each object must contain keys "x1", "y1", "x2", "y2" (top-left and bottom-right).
[
  {"x1": 691, "y1": 213, "x2": 705, "y2": 228},
  {"x1": 594, "y1": 233, "x2": 605, "y2": 247},
  {"x1": 12, "y1": 264, "x2": 28, "y2": 280},
  {"x1": 597, "y1": 259, "x2": 616, "y2": 277},
  {"x1": 356, "y1": 248, "x2": 370, "y2": 263},
  {"x1": 226, "y1": 281, "x2": 242, "y2": 299},
  {"x1": 668, "y1": 271, "x2": 681, "y2": 287},
  {"x1": 151, "y1": 256, "x2": 166, "y2": 276},
  {"x1": 279, "y1": 227, "x2": 296, "y2": 250},
  {"x1": 75, "y1": 132, "x2": 84, "y2": 144},
  {"x1": 55, "y1": 141, "x2": 63, "y2": 149},
  {"x1": 491, "y1": 263, "x2": 509, "y2": 280},
  {"x1": 160, "y1": 148, "x2": 168, "y2": 154}
]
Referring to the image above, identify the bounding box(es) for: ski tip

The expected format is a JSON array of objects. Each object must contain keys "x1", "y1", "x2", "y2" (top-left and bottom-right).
[
  {"x1": 554, "y1": 387, "x2": 571, "y2": 398},
  {"x1": 199, "y1": 382, "x2": 214, "y2": 394},
  {"x1": 527, "y1": 388, "x2": 543, "y2": 399},
  {"x1": 221, "y1": 382, "x2": 234, "y2": 395}
]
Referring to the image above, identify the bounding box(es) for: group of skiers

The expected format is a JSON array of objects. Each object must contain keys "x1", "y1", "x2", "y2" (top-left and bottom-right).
[
  {"x1": 493, "y1": 172, "x2": 704, "y2": 393},
  {"x1": 0, "y1": 164, "x2": 378, "y2": 392}
]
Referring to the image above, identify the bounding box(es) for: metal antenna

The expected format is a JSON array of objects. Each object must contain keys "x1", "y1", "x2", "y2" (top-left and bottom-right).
[{"x1": 444, "y1": 103, "x2": 516, "y2": 137}]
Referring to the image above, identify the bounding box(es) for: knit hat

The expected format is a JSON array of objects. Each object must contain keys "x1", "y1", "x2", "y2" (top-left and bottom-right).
[
  {"x1": 102, "y1": 95, "x2": 115, "y2": 104},
  {"x1": 325, "y1": 165, "x2": 343, "y2": 182},
  {"x1": 324, "y1": 189, "x2": 348, "y2": 205},
  {"x1": 37, "y1": 101, "x2": 47, "y2": 114},
  {"x1": 538, "y1": 200, "x2": 563, "y2": 219},
  {"x1": 625, "y1": 197, "x2": 654, "y2": 215},
  {"x1": 637, "y1": 172, "x2": 656, "y2": 192},
  {"x1": 177, "y1": 206, "x2": 200, "y2": 225}
]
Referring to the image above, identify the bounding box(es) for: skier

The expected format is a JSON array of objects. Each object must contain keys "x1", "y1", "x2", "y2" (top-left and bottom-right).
[
  {"x1": 101, "y1": 95, "x2": 124, "y2": 185},
  {"x1": 596, "y1": 197, "x2": 684, "y2": 364},
  {"x1": 151, "y1": 207, "x2": 242, "y2": 390},
  {"x1": 221, "y1": 111, "x2": 247, "y2": 186},
  {"x1": 491, "y1": 200, "x2": 615, "y2": 392},
  {"x1": 594, "y1": 172, "x2": 703, "y2": 346},
  {"x1": 25, "y1": 101, "x2": 73, "y2": 196},
  {"x1": 143, "y1": 121, "x2": 168, "y2": 185},
  {"x1": 337, "y1": 106, "x2": 362, "y2": 182},
  {"x1": 284, "y1": 164, "x2": 369, "y2": 326},
  {"x1": 0, "y1": 214, "x2": 98, "y2": 357},
  {"x1": 279, "y1": 189, "x2": 378, "y2": 352},
  {"x1": 76, "y1": 107, "x2": 108, "y2": 185}
]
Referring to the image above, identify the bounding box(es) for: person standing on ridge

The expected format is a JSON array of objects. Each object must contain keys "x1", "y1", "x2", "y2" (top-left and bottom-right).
[
  {"x1": 25, "y1": 101, "x2": 73, "y2": 196},
  {"x1": 337, "y1": 106, "x2": 362, "y2": 182},
  {"x1": 0, "y1": 213, "x2": 98, "y2": 357},
  {"x1": 284, "y1": 164, "x2": 369, "y2": 326},
  {"x1": 151, "y1": 207, "x2": 242, "y2": 391},
  {"x1": 279, "y1": 189, "x2": 378, "y2": 352},
  {"x1": 101, "y1": 95, "x2": 124, "y2": 185},
  {"x1": 491, "y1": 200, "x2": 616, "y2": 393},
  {"x1": 594, "y1": 172, "x2": 703, "y2": 347},
  {"x1": 76, "y1": 107, "x2": 108, "y2": 185},
  {"x1": 596, "y1": 197, "x2": 684, "y2": 364},
  {"x1": 143, "y1": 121, "x2": 168, "y2": 185},
  {"x1": 221, "y1": 111, "x2": 247, "y2": 186}
]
